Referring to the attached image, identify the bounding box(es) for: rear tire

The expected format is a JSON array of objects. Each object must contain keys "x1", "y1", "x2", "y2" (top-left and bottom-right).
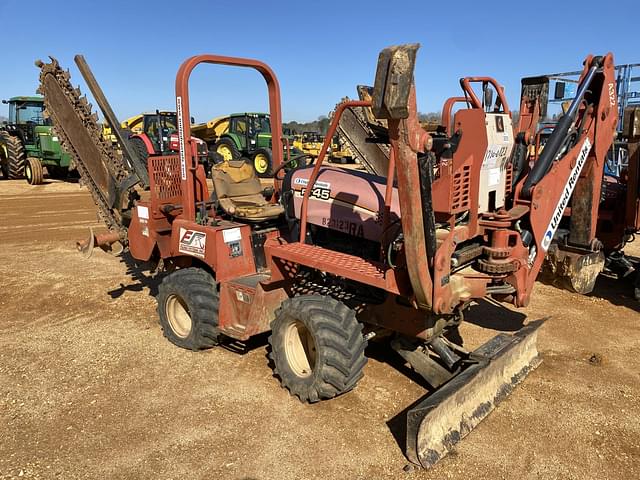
[
  {"x1": 0, "y1": 149, "x2": 7, "y2": 179},
  {"x1": 157, "y1": 268, "x2": 221, "y2": 350},
  {"x1": 268, "y1": 295, "x2": 368, "y2": 403},
  {"x1": 252, "y1": 147, "x2": 273, "y2": 178},
  {"x1": 25, "y1": 158, "x2": 44, "y2": 185},
  {"x1": 0, "y1": 132, "x2": 26, "y2": 179}
]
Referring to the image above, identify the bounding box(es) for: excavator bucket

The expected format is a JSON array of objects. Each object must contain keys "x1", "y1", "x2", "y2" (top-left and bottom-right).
[{"x1": 405, "y1": 320, "x2": 545, "y2": 468}]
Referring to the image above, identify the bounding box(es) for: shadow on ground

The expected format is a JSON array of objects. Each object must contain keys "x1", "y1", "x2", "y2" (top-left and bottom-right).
[
  {"x1": 465, "y1": 298, "x2": 526, "y2": 331},
  {"x1": 107, "y1": 252, "x2": 161, "y2": 298}
]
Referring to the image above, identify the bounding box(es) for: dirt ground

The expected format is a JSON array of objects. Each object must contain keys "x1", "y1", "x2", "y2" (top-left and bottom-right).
[{"x1": 0, "y1": 179, "x2": 639, "y2": 480}]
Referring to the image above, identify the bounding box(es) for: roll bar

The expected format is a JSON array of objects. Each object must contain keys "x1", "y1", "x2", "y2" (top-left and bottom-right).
[
  {"x1": 460, "y1": 77, "x2": 510, "y2": 113},
  {"x1": 174, "y1": 55, "x2": 283, "y2": 221}
]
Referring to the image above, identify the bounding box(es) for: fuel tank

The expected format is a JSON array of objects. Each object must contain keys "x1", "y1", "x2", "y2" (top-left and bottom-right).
[{"x1": 284, "y1": 166, "x2": 400, "y2": 242}]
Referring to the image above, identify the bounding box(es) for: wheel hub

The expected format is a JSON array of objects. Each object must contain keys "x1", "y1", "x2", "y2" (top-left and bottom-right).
[
  {"x1": 254, "y1": 153, "x2": 268, "y2": 173},
  {"x1": 217, "y1": 145, "x2": 233, "y2": 162},
  {"x1": 165, "y1": 294, "x2": 192, "y2": 338},
  {"x1": 283, "y1": 320, "x2": 316, "y2": 378}
]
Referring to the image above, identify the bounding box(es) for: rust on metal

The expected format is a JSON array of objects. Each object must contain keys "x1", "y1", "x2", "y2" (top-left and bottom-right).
[
  {"x1": 36, "y1": 57, "x2": 129, "y2": 238},
  {"x1": 76, "y1": 227, "x2": 122, "y2": 258},
  {"x1": 406, "y1": 319, "x2": 546, "y2": 468}
]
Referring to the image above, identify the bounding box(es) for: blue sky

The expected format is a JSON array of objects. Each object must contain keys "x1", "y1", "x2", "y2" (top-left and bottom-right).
[{"x1": 1, "y1": 0, "x2": 637, "y2": 123}]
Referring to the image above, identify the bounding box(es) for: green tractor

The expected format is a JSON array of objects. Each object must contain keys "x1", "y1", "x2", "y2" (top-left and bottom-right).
[
  {"x1": 192, "y1": 112, "x2": 302, "y2": 178},
  {"x1": 0, "y1": 96, "x2": 72, "y2": 184}
]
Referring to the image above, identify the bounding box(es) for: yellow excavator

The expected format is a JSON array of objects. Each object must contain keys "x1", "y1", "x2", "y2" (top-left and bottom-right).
[
  {"x1": 292, "y1": 131, "x2": 324, "y2": 158},
  {"x1": 328, "y1": 134, "x2": 354, "y2": 164}
]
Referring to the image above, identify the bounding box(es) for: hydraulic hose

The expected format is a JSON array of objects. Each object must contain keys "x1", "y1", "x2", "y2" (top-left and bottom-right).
[
  {"x1": 418, "y1": 152, "x2": 437, "y2": 267},
  {"x1": 522, "y1": 57, "x2": 602, "y2": 198}
]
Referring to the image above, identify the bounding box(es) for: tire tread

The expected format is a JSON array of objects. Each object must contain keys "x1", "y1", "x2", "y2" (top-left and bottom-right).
[{"x1": 268, "y1": 295, "x2": 367, "y2": 403}]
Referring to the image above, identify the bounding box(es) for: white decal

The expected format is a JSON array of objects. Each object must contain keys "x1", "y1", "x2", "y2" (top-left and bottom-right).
[
  {"x1": 483, "y1": 143, "x2": 510, "y2": 169},
  {"x1": 541, "y1": 137, "x2": 592, "y2": 251},
  {"x1": 179, "y1": 227, "x2": 206, "y2": 258},
  {"x1": 235, "y1": 290, "x2": 250, "y2": 303},
  {"x1": 137, "y1": 205, "x2": 149, "y2": 220},
  {"x1": 293, "y1": 177, "x2": 331, "y2": 189},
  {"x1": 488, "y1": 168, "x2": 501, "y2": 187},
  {"x1": 608, "y1": 82, "x2": 616, "y2": 106},
  {"x1": 300, "y1": 186, "x2": 331, "y2": 201},
  {"x1": 222, "y1": 227, "x2": 242, "y2": 243},
  {"x1": 176, "y1": 96, "x2": 187, "y2": 181}
]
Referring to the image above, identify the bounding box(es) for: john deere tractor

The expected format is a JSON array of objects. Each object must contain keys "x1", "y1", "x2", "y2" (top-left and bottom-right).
[
  {"x1": 0, "y1": 96, "x2": 71, "y2": 184},
  {"x1": 192, "y1": 112, "x2": 301, "y2": 177}
]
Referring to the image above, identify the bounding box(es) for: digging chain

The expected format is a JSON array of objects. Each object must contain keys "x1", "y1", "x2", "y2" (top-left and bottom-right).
[
  {"x1": 36, "y1": 57, "x2": 129, "y2": 237},
  {"x1": 329, "y1": 97, "x2": 390, "y2": 166}
]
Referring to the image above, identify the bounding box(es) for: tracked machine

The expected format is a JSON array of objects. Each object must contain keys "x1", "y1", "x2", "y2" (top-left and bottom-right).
[{"x1": 37, "y1": 44, "x2": 618, "y2": 468}]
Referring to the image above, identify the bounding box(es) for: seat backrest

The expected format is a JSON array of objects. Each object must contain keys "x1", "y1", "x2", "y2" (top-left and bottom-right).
[{"x1": 212, "y1": 159, "x2": 263, "y2": 198}]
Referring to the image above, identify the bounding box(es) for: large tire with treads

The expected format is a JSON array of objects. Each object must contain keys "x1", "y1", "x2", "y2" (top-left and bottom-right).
[
  {"x1": 25, "y1": 157, "x2": 44, "y2": 185},
  {"x1": 214, "y1": 137, "x2": 240, "y2": 162},
  {"x1": 130, "y1": 136, "x2": 150, "y2": 164},
  {"x1": 157, "y1": 268, "x2": 221, "y2": 350},
  {"x1": 268, "y1": 295, "x2": 368, "y2": 403},
  {"x1": 0, "y1": 131, "x2": 26, "y2": 179}
]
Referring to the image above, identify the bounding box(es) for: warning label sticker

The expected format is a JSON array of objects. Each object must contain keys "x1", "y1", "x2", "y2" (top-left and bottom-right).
[
  {"x1": 223, "y1": 227, "x2": 242, "y2": 243},
  {"x1": 179, "y1": 228, "x2": 206, "y2": 258}
]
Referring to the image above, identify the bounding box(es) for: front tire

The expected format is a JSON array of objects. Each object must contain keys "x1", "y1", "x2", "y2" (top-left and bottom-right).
[
  {"x1": 268, "y1": 295, "x2": 368, "y2": 403},
  {"x1": 157, "y1": 268, "x2": 221, "y2": 350},
  {"x1": 25, "y1": 158, "x2": 44, "y2": 185},
  {"x1": 252, "y1": 147, "x2": 273, "y2": 178}
]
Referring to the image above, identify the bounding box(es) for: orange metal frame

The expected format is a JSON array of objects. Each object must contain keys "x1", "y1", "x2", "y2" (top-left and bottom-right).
[
  {"x1": 298, "y1": 100, "x2": 371, "y2": 241},
  {"x1": 174, "y1": 54, "x2": 284, "y2": 221}
]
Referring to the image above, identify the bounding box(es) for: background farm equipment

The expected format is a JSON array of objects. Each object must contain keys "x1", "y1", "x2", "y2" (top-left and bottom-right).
[
  {"x1": 292, "y1": 131, "x2": 324, "y2": 158},
  {"x1": 121, "y1": 111, "x2": 209, "y2": 169},
  {"x1": 0, "y1": 96, "x2": 71, "y2": 183},
  {"x1": 328, "y1": 134, "x2": 354, "y2": 164},
  {"x1": 191, "y1": 112, "x2": 301, "y2": 177}
]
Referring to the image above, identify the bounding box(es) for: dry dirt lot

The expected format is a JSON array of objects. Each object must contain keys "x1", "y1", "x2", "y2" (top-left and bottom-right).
[{"x1": 0, "y1": 179, "x2": 639, "y2": 479}]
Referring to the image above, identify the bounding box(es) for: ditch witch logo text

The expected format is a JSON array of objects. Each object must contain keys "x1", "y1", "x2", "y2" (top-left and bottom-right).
[{"x1": 179, "y1": 228, "x2": 206, "y2": 258}]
